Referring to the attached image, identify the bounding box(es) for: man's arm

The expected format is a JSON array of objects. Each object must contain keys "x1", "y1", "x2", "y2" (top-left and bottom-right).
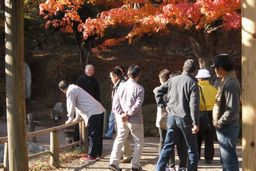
[
  {"x1": 66, "y1": 92, "x2": 76, "y2": 123},
  {"x1": 112, "y1": 89, "x2": 124, "y2": 115},
  {"x1": 154, "y1": 81, "x2": 169, "y2": 109},
  {"x1": 217, "y1": 84, "x2": 240, "y2": 126},
  {"x1": 189, "y1": 83, "x2": 200, "y2": 126},
  {"x1": 94, "y1": 78, "x2": 101, "y2": 102}
]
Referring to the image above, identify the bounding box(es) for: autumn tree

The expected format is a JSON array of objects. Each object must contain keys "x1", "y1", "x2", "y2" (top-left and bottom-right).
[{"x1": 39, "y1": 0, "x2": 240, "y2": 68}]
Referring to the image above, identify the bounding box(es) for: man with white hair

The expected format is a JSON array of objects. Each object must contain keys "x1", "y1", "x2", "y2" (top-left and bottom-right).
[
  {"x1": 76, "y1": 64, "x2": 100, "y2": 101},
  {"x1": 75, "y1": 64, "x2": 101, "y2": 147}
]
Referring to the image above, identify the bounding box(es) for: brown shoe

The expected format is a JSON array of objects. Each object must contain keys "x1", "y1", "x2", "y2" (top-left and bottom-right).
[
  {"x1": 109, "y1": 164, "x2": 122, "y2": 171},
  {"x1": 120, "y1": 157, "x2": 132, "y2": 163},
  {"x1": 131, "y1": 167, "x2": 142, "y2": 171}
]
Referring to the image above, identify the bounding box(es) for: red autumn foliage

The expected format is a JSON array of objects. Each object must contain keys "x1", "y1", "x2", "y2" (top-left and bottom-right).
[{"x1": 39, "y1": 0, "x2": 241, "y2": 50}]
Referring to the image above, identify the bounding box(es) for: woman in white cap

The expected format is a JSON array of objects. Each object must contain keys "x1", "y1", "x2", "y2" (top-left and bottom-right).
[{"x1": 195, "y1": 69, "x2": 217, "y2": 164}]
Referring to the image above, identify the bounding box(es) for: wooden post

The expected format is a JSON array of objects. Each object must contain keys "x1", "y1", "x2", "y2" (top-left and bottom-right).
[
  {"x1": 79, "y1": 121, "x2": 88, "y2": 153},
  {"x1": 50, "y1": 131, "x2": 60, "y2": 167},
  {"x1": 4, "y1": 142, "x2": 9, "y2": 171},
  {"x1": 27, "y1": 113, "x2": 36, "y2": 142},
  {"x1": 242, "y1": 0, "x2": 256, "y2": 170},
  {"x1": 5, "y1": 0, "x2": 28, "y2": 171}
]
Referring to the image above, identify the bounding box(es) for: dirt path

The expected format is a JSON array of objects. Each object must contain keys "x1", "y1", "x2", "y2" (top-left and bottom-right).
[{"x1": 56, "y1": 137, "x2": 242, "y2": 171}]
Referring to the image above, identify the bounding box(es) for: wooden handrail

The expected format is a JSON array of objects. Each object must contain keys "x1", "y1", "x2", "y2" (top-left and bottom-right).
[
  {"x1": 0, "y1": 119, "x2": 88, "y2": 169},
  {"x1": 0, "y1": 120, "x2": 81, "y2": 143}
]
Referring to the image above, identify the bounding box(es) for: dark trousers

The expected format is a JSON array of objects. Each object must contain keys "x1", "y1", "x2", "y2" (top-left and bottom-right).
[
  {"x1": 158, "y1": 128, "x2": 187, "y2": 168},
  {"x1": 88, "y1": 113, "x2": 104, "y2": 158},
  {"x1": 74, "y1": 124, "x2": 80, "y2": 142},
  {"x1": 197, "y1": 128, "x2": 215, "y2": 161},
  {"x1": 157, "y1": 116, "x2": 198, "y2": 171},
  {"x1": 197, "y1": 111, "x2": 214, "y2": 161}
]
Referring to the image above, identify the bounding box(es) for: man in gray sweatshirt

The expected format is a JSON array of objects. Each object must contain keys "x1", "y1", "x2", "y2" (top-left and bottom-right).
[{"x1": 155, "y1": 59, "x2": 200, "y2": 171}]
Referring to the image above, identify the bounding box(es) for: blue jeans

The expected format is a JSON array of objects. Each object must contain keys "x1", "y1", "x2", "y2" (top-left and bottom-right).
[
  {"x1": 156, "y1": 116, "x2": 198, "y2": 171},
  {"x1": 105, "y1": 112, "x2": 115, "y2": 138},
  {"x1": 216, "y1": 122, "x2": 240, "y2": 171}
]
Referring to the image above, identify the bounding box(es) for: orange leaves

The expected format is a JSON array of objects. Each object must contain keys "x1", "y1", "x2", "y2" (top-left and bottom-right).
[
  {"x1": 78, "y1": 3, "x2": 162, "y2": 41},
  {"x1": 163, "y1": 3, "x2": 199, "y2": 28},
  {"x1": 39, "y1": 0, "x2": 241, "y2": 50},
  {"x1": 199, "y1": 0, "x2": 240, "y2": 24},
  {"x1": 223, "y1": 12, "x2": 241, "y2": 30},
  {"x1": 85, "y1": 0, "x2": 123, "y2": 7},
  {"x1": 39, "y1": 0, "x2": 64, "y2": 16},
  {"x1": 91, "y1": 38, "x2": 125, "y2": 55},
  {"x1": 39, "y1": 0, "x2": 83, "y2": 33},
  {"x1": 78, "y1": 17, "x2": 106, "y2": 39}
]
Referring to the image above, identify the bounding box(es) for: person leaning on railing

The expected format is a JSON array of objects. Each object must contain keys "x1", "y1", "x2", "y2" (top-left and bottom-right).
[{"x1": 58, "y1": 80, "x2": 105, "y2": 161}]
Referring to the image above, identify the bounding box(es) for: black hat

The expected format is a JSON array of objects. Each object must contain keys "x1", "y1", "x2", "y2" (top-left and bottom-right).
[{"x1": 211, "y1": 54, "x2": 233, "y2": 68}]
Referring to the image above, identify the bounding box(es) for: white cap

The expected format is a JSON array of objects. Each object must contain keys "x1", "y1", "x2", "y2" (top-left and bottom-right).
[{"x1": 195, "y1": 69, "x2": 211, "y2": 79}]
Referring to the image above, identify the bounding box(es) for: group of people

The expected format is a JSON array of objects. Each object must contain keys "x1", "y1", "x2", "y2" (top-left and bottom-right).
[{"x1": 58, "y1": 53, "x2": 241, "y2": 171}]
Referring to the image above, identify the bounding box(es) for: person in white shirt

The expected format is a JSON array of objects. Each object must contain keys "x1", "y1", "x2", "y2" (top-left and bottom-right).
[
  {"x1": 58, "y1": 80, "x2": 105, "y2": 161},
  {"x1": 109, "y1": 64, "x2": 144, "y2": 171}
]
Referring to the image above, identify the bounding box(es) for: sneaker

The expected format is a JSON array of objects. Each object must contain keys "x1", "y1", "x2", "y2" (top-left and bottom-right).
[
  {"x1": 80, "y1": 155, "x2": 97, "y2": 161},
  {"x1": 120, "y1": 156, "x2": 132, "y2": 163},
  {"x1": 167, "y1": 167, "x2": 176, "y2": 171},
  {"x1": 96, "y1": 155, "x2": 102, "y2": 160},
  {"x1": 177, "y1": 167, "x2": 186, "y2": 171},
  {"x1": 131, "y1": 167, "x2": 142, "y2": 171},
  {"x1": 109, "y1": 164, "x2": 122, "y2": 171}
]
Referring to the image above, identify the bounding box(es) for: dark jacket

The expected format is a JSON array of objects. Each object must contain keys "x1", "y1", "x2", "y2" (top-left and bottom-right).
[
  {"x1": 218, "y1": 77, "x2": 240, "y2": 126},
  {"x1": 154, "y1": 71, "x2": 200, "y2": 125},
  {"x1": 76, "y1": 75, "x2": 100, "y2": 101}
]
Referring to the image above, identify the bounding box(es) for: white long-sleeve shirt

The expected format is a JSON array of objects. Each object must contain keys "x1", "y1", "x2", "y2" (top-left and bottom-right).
[{"x1": 66, "y1": 84, "x2": 105, "y2": 125}]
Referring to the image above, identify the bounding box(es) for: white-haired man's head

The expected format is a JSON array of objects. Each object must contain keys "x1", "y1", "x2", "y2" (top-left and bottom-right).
[{"x1": 84, "y1": 64, "x2": 95, "y2": 77}]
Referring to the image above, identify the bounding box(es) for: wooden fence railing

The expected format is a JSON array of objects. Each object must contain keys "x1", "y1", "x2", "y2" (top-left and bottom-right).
[{"x1": 0, "y1": 120, "x2": 88, "y2": 171}]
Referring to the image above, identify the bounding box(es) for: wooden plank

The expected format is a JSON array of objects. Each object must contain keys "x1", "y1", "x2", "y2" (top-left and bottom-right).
[
  {"x1": 28, "y1": 151, "x2": 50, "y2": 160},
  {"x1": 0, "y1": 120, "x2": 82, "y2": 143},
  {"x1": 5, "y1": 0, "x2": 28, "y2": 170},
  {"x1": 242, "y1": 0, "x2": 256, "y2": 170},
  {"x1": 60, "y1": 141, "x2": 80, "y2": 150}
]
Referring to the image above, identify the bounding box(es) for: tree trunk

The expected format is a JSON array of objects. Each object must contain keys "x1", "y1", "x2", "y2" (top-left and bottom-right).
[
  {"x1": 242, "y1": 0, "x2": 256, "y2": 170},
  {"x1": 189, "y1": 34, "x2": 213, "y2": 69},
  {"x1": 5, "y1": 0, "x2": 28, "y2": 170}
]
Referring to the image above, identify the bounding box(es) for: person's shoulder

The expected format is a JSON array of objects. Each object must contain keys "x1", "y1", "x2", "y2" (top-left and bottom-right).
[
  {"x1": 225, "y1": 78, "x2": 240, "y2": 90},
  {"x1": 173, "y1": 73, "x2": 190, "y2": 82},
  {"x1": 67, "y1": 84, "x2": 78, "y2": 93},
  {"x1": 136, "y1": 82, "x2": 144, "y2": 91},
  {"x1": 69, "y1": 84, "x2": 79, "y2": 89}
]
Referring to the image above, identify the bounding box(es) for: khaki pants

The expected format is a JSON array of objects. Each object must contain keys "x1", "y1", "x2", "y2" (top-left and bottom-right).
[
  {"x1": 122, "y1": 137, "x2": 132, "y2": 159},
  {"x1": 110, "y1": 113, "x2": 144, "y2": 168}
]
